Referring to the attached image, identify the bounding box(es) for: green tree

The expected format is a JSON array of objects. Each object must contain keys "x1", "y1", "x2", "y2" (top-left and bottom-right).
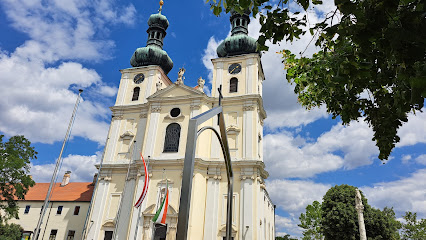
[
  {"x1": 276, "y1": 234, "x2": 298, "y2": 240},
  {"x1": 401, "y1": 212, "x2": 426, "y2": 240},
  {"x1": 0, "y1": 135, "x2": 36, "y2": 223},
  {"x1": 299, "y1": 200, "x2": 323, "y2": 240},
  {"x1": 321, "y1": 184, "x2": 400, "y2": 240},
  {"x1": 0, "y1": 222, "x2": 23, "y2": 240},
  {"x1": 207, "y1": 0, "x2": 426, "y2": 161}
]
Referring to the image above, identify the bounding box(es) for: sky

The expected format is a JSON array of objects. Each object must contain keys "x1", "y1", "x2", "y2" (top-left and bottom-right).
[{"x1": 0, "y1": 0, "x2": 425, "y2": 237}]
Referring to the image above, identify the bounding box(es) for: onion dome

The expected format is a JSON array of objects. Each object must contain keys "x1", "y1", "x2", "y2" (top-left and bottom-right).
[
  {"x1": 217, "y1": 10, "x2": 259, "y2": 57},
  {"x1": 130, "y1": 1, "x2": 173, "y2": 74}
]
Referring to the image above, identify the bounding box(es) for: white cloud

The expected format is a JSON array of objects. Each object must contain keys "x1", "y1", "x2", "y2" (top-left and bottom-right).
[
  {"x1": 415, "y1": 155, "x2": 426, "y2": 165},
  {"x1": 397, "y1": 109, "x2": 426, "y2": 147},
  {"x1": 267, "y1": 179, "x2": 330, "y2": 236},
  {"x1": 31, "y1": 153, "x2": 101, "y2": 183},
  {"x1": 202, "y1": 36, "x2": 221, "y2": 84},
  {"x1": 361, "y1": 169, "x2": 426, "y2": 218},
  {"x1": 275, "y1": 215, "x2": 303, "y2": 237},
  {"x1": 0, "y1": 0, "x2": 134, "y2": 144},
  {"x1": 402, "y1": 154, "x2": 412, "y2": 164},
  {"x1": 264, "y1": 120, "x2": 378, "y2": 178},
  {"x1": 267, "y1": 179, "x2": 330, "y2": 213}
]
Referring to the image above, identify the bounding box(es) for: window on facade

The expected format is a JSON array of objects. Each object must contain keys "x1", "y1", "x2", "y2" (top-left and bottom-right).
[
  {"x1": 57, "y1": 206, "x2": 63, "y2": 215},
  {"x1": 49, "y1": 229, "x2": 57, "y2": 240},
  {"x1": 24, "y1": 205, "x2": 30, "y2": 214},
  {"x1": 74, "y1": 206, "x2": 80, "y2": 215},
  {"x1": 67, "y1": 230, "x2": 75, "y2": 240},
  {"x1": 104, "y1": 231, "x2": 113, "y2": 240},
  {"x1": 170, "y1": 108, "x2": 180, "y2": 117},
  {"x1": 230, "y1": 78, "x2": 238, "y2": 93},
  {"x1": 163, "y1": 123, "x2": 181, "y2": 152},
  {"x1": 237, "y1": 19, "x2": 240, "y2": 26},
  {"x1": 132, "y1": 87, "x2": 140, "y2": 101}
]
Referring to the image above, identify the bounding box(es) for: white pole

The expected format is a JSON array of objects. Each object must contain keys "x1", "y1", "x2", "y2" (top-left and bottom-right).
[{"x1": 34, "y1": 89, "x2": 83, "y2": 240}]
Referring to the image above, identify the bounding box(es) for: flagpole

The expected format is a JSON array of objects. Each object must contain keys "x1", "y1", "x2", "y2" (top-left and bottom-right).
[
  {"x1": 33, "y1": 89, "x2": 83, "y2": 240},
  {"x1": 133, "y1": 155, "x2": 150, "y2": 240}
]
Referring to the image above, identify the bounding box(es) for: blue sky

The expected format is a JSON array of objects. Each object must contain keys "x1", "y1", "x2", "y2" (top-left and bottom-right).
[{"x1": 0, "y1": 0, "x2": 425, "y2": 237}]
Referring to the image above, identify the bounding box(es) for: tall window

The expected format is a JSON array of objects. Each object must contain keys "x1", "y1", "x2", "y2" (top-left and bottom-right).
[
  {"x1": 132, "y1": 87, "x2": 140, "y2": 101},
  {"x1": 163, "y1": 123, "x2": 181, "y2": 152},
  {"x1": 49, "y1": 229, "x2": 57, "y2": 240},
  {"x1": 230, "y1": 78, "x2": 238, "y2": 93},
  {"x1": 24, "y1": 205, "x2": 31, "y2": 214},
  {"x1": 57, "y1": 206, "x2": 63, "y2": 215},
  {"x1": 73, "y1": 206, "x2": 80, "y2": 215},
  {"x1": 104, "y1": 231, "x2": 113, "y2": 240},
  {"x1": 67, "y1": 230, "x2": 75, "y2": 240}
]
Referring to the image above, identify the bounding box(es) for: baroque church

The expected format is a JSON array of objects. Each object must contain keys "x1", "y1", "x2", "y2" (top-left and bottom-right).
[{"x1": 86, "y1": 3, "x2": 275, "y2": 240}]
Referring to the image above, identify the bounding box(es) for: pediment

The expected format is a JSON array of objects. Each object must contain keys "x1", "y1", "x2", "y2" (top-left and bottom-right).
[
  {"x1": 148, "y1": 84, "x2": 204, "y2": 99},
  {"x1": 143, "y1": 204, "x2": 178, "y2": 215}
]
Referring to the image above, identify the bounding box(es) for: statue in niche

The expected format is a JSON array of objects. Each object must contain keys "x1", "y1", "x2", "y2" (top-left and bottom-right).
[
  {"x1": 197, "y1": 77, "x2": 205, "y2": 92},
  {"x1": 176, "y1": 67, "x2": 185, "y2": 85}
]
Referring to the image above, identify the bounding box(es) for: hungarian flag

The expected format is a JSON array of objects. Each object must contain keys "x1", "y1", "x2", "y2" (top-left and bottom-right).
[
  {"x1": 152, "y1": 181, "x2": 169, "y2": 224},
  {"x1": 134, "y1": 153, "x2": 149, "y2": 208}
]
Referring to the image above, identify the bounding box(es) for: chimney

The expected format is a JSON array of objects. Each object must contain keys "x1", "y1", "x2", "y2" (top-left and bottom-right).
[
  {"x1": 92, "y1": 173, "x2": 98, "y2": 185},
  {"x1": 61, "y1": 171, "x2": 71, "y2": 187}
]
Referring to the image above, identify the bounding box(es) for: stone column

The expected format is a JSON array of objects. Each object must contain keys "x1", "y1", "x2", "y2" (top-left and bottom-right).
[{"x1": 355, "y1": 189, "x2": 367, "y2": 240}]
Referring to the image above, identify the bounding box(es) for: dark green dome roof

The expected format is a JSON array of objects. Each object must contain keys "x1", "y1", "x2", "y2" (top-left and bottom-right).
[
  {"x1": 147, "y1": 13, "x2": 169, "y2": 30},
  {"x1": 130, "y1": 46, "x2": 173, "y2": 74},
  {"x1": 130, "y1": 10, "x2": 173, "y2": 74},
  {"x1": 217, "y1": 34, "x2": 258, "y2": 57},
  {"x1": 216, "y1": 10, "x2": 259, "y2": 57}
]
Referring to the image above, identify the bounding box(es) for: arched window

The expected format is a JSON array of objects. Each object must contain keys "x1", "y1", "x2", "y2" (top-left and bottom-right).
[
  {"x1": 230, "y1": 78, "x2": 238, "y2": 93},
  {"x1": 163, "y1": 123, "x2": 181, "y2": 152},
  {"x1": 132, "y1": 87, "x2": 140, "y2": 101},
  {"x1": 237, "y1": 19, "x2": 240, "y2": 26}
]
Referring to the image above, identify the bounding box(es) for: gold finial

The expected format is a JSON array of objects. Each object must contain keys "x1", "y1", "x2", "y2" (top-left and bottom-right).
[{"x1": 159, "y1": 0, "x2": 164, "y2": 13}]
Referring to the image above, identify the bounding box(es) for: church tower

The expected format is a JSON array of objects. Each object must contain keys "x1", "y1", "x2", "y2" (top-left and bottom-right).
[{"x1": 86, "y1": 4, "x2": 275, "y2": 240}]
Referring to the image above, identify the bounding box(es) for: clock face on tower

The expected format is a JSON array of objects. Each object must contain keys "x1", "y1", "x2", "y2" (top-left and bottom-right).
[
  {"x1": 228, "y1": 63, "x2": 241, "y2": 74},
  {"x1": 133, "y1": 73, "x2": 145, "y2": 84}
]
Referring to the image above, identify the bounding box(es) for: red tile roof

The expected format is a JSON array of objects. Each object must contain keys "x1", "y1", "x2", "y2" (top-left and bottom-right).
[{"x1": 19, "y1": 182, "x2": 94, "y2": 202}]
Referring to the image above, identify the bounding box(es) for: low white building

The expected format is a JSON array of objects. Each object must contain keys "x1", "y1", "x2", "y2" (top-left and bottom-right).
[{"x1": 9, "y1": 172, "x2": 94, "y2": 240}]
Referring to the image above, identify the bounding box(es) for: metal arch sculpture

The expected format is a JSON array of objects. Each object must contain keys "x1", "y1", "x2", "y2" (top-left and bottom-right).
[{"x1": 176, "y1": 88, "x2": 234, "y2": 240}]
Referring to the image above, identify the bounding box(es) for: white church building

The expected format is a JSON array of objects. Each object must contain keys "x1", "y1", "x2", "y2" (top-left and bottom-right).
[{"x1": 85, "y1": 4, "x2": 275, "y2": 240}]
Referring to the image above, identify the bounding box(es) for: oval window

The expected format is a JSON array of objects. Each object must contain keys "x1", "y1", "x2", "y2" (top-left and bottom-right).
[{"x1": 170, "y1": 108, "x2": 181, "y2": 117}]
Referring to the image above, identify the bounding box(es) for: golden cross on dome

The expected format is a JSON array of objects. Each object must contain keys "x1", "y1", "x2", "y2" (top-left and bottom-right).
[{"x1": 159, "y1": 0, "x2": 164, "y2": 13}]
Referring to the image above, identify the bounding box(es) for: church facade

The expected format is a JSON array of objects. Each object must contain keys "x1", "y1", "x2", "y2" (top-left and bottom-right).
[{"x1": 85, "y1": 6, "x2": 275, "y2": 240}]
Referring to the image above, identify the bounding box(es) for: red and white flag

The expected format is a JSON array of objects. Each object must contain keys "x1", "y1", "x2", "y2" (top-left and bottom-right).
[{"x1": 134, "y1": 153, "x2": 149, "y2": 208}]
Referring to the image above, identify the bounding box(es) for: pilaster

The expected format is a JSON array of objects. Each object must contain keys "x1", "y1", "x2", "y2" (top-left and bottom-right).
[
  {"x1": 144, "y1": 103, "x2": 161, "y2": 158},
  {"x1": 87, "y1": 175, "x2": 112, "y2": 240},
  {"x1": 203, "y1": 168, "x2": 221, "y2": 240}
]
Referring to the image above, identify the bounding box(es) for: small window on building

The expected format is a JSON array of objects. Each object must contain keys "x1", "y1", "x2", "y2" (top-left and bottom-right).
[
  {"x1": 24, "y1": 205, "x2": 31, "y2": 214},
  {"x1": 49, "y1": 229, "x2": 57, "y2": 240},
  {"x1": 104, "y1": 231, "x2": 113, "y2": 240},
  {"x1": 57, "y1": 206, "x2": 63, "y2": 215},
  {"x1": 163, "y1": 123, "x2": 181, "y2": 152},
  {"x1": 132, "y1": 87, "x2": 140, "y2": 101},
  {"x1": 237, "y1": 19, "x2": 240, "y2": 26},
  {"x1": 230, "y1": 78, "x2": 238, "y2": 93},
  {"x1": 170, "y1": 108, "x2": 180, "y2": 117},
  {"x1": 73, "y1": 206, "x2": 80, "y2": 215},
  {"x1": 67, "y1": 230, "x2": 75, "y2": 240}
]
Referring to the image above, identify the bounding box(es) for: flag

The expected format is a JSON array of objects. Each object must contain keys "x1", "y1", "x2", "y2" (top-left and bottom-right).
[
  {"x1": 134, "y1": 153, "x2": 149, "y2": 208},
  {"x1": 152, "y1": 181, "x2": 169, "y2": 224}
]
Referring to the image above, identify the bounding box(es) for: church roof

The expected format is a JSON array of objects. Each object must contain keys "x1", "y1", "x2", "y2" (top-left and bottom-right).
[
  {"x1": 17, "y1": 182, "x2": 94, "y2": 202},
  {"x1": 217, "y1": 10, "x2": 259, "y2": 57},
  {"x1": 130, "y1": 5, "x2": 173, "y2": 74},
  {"x1": 148, "y1": 83, "x2": 205, "y2": 100}
]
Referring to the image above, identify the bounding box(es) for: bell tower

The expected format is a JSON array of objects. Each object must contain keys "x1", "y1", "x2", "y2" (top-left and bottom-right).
[{"x1": 211, "y1": 10, "x2": 265, "y2": 98}]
